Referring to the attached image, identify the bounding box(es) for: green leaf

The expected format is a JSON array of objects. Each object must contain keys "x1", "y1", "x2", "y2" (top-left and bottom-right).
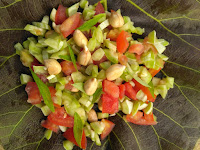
[
  {"x1": 72, "y1": 83, "x2": 85, "y2": 93},
  {"x1": 73, "y1": 112, "x2": 83, "y2": 148},
  {"x1": 77, "y1": 13, "x2": 106, "y2": 31},
  {"x1": 30, "y1": 68, "x2": 55, "y2": 112},
  {"x1": 92, "y1": 88, "x2": 103, "y2": 103},
  {"x1": 59, "y1": 55, "x2": 71, "y2": 61},
  {"x1": 148, "y1": 81, "x2": 155, "y2": 98},
  {"x1": 68, "y1": 44, "x2": 78, "y2": 71}
]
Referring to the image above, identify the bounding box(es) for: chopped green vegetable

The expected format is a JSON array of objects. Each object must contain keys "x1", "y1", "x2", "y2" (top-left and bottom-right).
[{"x1": 92, "y1": 88, "x2": 103, "y2": 103}]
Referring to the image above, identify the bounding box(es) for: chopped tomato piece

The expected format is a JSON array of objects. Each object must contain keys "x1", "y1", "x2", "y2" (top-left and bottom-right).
[
  {"x1": 60, "y1": 13, "x2": 81, "y2": 38},
  {"x1": 128, "y1": 111, "x2": 143, "y2": 121},
  {"x1": 93, "y1": 55, "x2": 107, "y2": 65},
  {"x1": 101, "y1": 119, "x2": 115, "y2": 140},
  {"x1": 116, "y1": 30, "x2": 130, "y2": 53},
  {"x1": 119, "y1": 84, "x2": 125, "y2": 99},
  {"x1": 135, "y1": 54, "x2": 141, "y2": 63},
  {"x1": 65, "y1": 80, "x2": 74, "y2": 91},
  {"x1": 126, "y1": 111, "x2": 157, "y2": 125},
  {"x1": 95, "y1": 2, "x2": 105, "y2": 15},
  {"x1": 144, "y1": 112, "x2": 154, "y2": 122},
  {"x1": 55, "y1": 5, "x2": 67, "y2": 25},
  {"x1": 41, "y1": 119, "x2": 59, "y2": 133},
  {"x1": 124, "y1": 82, "x2": 137, "y2": 100},
  {"x1": 132, "y1": 79, "x2": 156, "y2": 102},
  {"x1": 102, "y1": 93, "x2": 119, "y2": 114},
  {"x1": 102, "y1": 80, "x2": 119, "y2": 98},
  {"x1": 149, "y1": 67, "x2": 162, "y2": 77},
  {"x1": 107, "y1": 29, "x2": 121, "y2": 41},
  {"x1": 48, "y1": 107, "x2": 74, "y2": 127},
  {"x1": 60, "y1": 60, "x2": 80, "y2": 76},
  {"x1": 63, "y1": 128, "x2": 87, "y2": 149},
  {"x1": 25, "y1": 82, "x2": 42, "y2": 104},
  {"x1": 118, "y1": 53, "x2": 128, "y2": 65},
  {"x1": 128, "y1": 43, "x2": 144, "y2": 55},
  {"x1": 48, "y1": 86, "x2": 56, "y2": 99}
]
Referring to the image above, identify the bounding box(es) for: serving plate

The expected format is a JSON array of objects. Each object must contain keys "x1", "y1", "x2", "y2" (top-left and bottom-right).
[{"x1": 0, "y1": 0, "x2": 199, "y2": 149}]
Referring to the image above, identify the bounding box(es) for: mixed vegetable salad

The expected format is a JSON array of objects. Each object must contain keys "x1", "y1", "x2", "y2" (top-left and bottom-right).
[{"x1": 14, "y1": 0, "x2": 174, "y2": 149}]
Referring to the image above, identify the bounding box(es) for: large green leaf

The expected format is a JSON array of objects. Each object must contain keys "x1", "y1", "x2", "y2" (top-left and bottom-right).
[{"x1": 0, "y1": 0, "x2": 200, "y2": 150}]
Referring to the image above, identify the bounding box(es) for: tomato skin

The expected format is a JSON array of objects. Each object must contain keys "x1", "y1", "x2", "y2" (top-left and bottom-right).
[
  {"x1": 41, "y1": 119, "x2": 59, "y2": 133},
  {"x1": 25, "y1": 82, "x2": 42, "y2": 104},
  {"x1": 55, "y1": 5, "x2": 67, "y2": 25},
  {"x1": 95, "y1": 2, "x2": 105, "y2": 15},
  {"x1": 65, "y1": 80, "x2": 74, "y2": 91},
  {"x1": 128, "y1": 44, "x2": 144, "y2": 55},
  {"x1": 119, "y1": 84, "x2": 125, "y2": 99},
  {"x1": 63, "y1": 128, "x2": 87, "y2": 149},
  {"x1": 107, "y1": 29, "x2": 121, "y2": 41},
  {"x1": 101, "y1": 119, "x2": 115, "y2": 140},
  {"x1": 116, "y1": 30, "x2": 130, "y2": 53},
  {"x1": 126, "y1": 111, "x2": 157, "y2": 125},
  {"x1": 132, "y1": 79, "x2": 156, "y2": 102},
  {"x1": 48, "y1": 107, "x2": 74, "y2": 127},
  {"x1": 124, "y1": 82, "x2": 137, "y2": 100},
  {"x1": 102, "y1": 93, "x2": 119, "y2": 114},
  {"x1": 149, "y1": 67, "x2": 162, "y2": 77},
  {"x1": 144, "y1": 112, "x2": 154, "y2": 122},
  {"x1": 60, "y1": 60, "x2": 80, "y2": 76},
  {"x1": 102, "y1": 80, "x2": 119, "y2": 99},
  {"x1": 60, "y1": 13, "x2": 81, "y2": 38}
]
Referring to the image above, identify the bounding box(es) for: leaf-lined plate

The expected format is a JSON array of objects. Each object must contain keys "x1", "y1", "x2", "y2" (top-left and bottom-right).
[{"x1": 0, "y1": 0, "x2": 200, "y2": 150}]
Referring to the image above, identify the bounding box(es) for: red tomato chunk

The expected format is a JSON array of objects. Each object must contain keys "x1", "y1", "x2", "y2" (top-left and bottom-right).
[
  {"x1": 101, "y1": 119, "x2": 115, "y2": 140},
  {"x1": 60, "y1": 13, "x2": 81, "y2": 38},
  {"x1": 48, "y1": 107, "x2": 74, "y2": 127},
  {"x1": 55, "y1": 5, "x2": 67, "y2": 25},
  {"x1": 102, "y1": 80, "x2": 119, "y2": 99},
  {"x1": 63, "y1": 128, "x2": 87, "y2": 149},
  {"x1": 41, "y1": 119, "x2": 59, "y2": 133},
  {"x1": 102, "y1": 93, "x2": 119, "y2": 114}
]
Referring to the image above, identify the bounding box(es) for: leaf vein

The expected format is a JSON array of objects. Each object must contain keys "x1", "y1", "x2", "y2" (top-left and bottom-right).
[
  {"x1": 151, "y1": 126, "x2": 162, "y2": 150},
  {"x1": 0, "y1": 28, "x2": 24, "y2": 32},
  {"x1": 175, "y1": 83, "x2": 200, "y2": 113},
  {"x1": 0, "y1": 0, "x2": 22, "y2": 9},
  {"x1": 160, "y1": 137, "x2": 184, "y2": 150},
  {"x1": 126, "y1": 0, "x2": 200, "y2": 51},
  {"x1": 0, "y1": 105, "x2": 34, "y2": 139},
  {"x1": 0, "y1": 53, "x2": 17, "y2": 68},
  {"x1": 0, "y1": 84, "x2": 23, "y2": 98},
  {"x1": 154, "y1": 107, "x2": 188, "y2": 136},
  {"x1": 112, "y1": 131, "x2": 126, "y2": 150},
  {"x1": 117, "y1": 113, "x2": 141, "y2": 150}
]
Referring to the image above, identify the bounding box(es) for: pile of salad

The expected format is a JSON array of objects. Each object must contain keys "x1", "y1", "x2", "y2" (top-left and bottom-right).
[{"x1": 14, "y1": 0, "x2": 174, "y2": 149}]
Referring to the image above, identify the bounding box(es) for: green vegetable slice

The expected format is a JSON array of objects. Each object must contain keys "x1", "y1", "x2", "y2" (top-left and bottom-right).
[
  {"x1": 72, "y1": 83, "x2": 85, "y2": 93},
  {"x1": 78, "y1": 13, "x2": 106, "y2": 31},
  {"x1": 30, "y1": 68, "x2": 55, "y2": 112},
  {"x1": 59, "y1": 55, "x2": 71, "y2": 61},
  {"x1": 92, "y1": 88, "x2": 103, "y2": 103},
  {"x1": 73, "y1": 112, "x2": 84, "y2": 148}
]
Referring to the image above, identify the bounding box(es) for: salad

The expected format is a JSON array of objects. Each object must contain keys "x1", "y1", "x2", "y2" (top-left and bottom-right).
[{"x1": 14, "y1": 0, "x2": 174, "y2": 149}]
